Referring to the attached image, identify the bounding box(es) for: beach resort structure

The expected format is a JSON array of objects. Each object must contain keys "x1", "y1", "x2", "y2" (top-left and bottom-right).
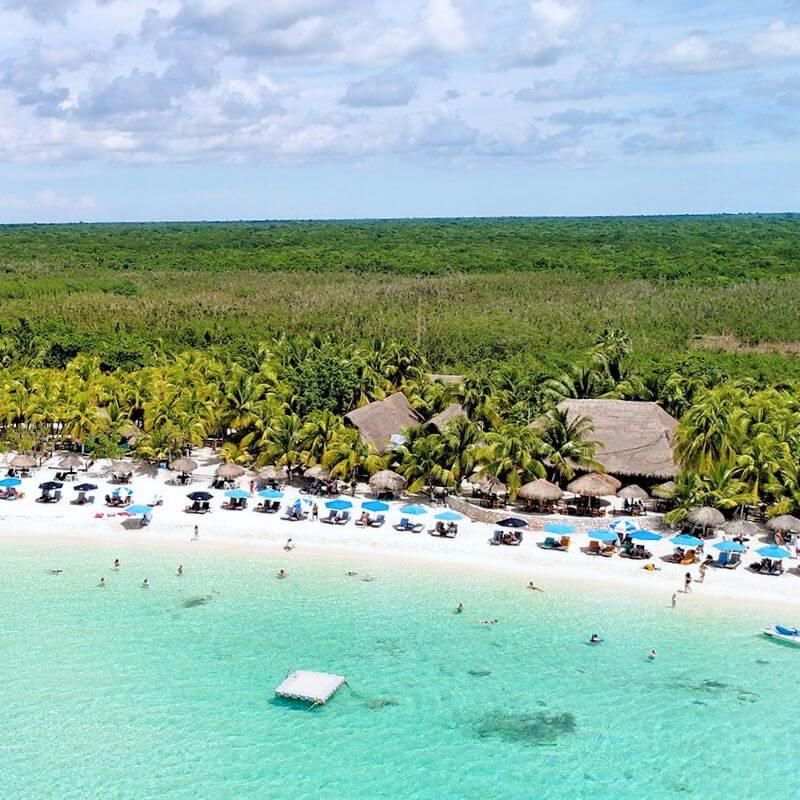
[
  {"x1": 344, "y1": 392, "x2": 421, "y2": 452},
  {"x1": 425, "y1": 403, "x2": 466, "y2": 433},
  {"x1": 551, "y1": 399, "x2": 679, "y2": 483},
  {"x1": 275, "y1": 670, "x2": 347, "y2": 705}
]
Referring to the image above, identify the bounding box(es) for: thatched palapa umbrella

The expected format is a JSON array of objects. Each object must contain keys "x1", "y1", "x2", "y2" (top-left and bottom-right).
[
  {"x1": 304, "y1": 465, "x2": 330, "y2": 481},
  {"x1": 686, "y1": 506, "x2": 724, "y2": 531},
  {"x1": 767, "y1": 515, "x2": 800, "y2": 535},
  {"x1": 475, "y1": 476, "x2": 508, "y2": 496},
  {"x1": 216, "y1": 463, "x2": 246, "y2": 479},
  {"x1": 169, "y1": 457, "x2": 198, "y2": 473},
  {"x1": 616, "y1": 484, "x2": 649, "y2": 501},
  {"x1": 259, "y1": 465, "x2": 288, "y2": 482},
  {"x1": 10, "y1": 454, "x2": 37, "y2": 469},
  {"x1": 518, "y1": 479, "x2": 563, "y2": 502},
  {"x1": 652, "y1": 481, "x2": 676, "y2": 499},
  {"x1": 58, "y1": 455, "x2": 85, "y2": 471},
  {"x1": 567, "y1": 472, "x2": 619, "y2": 497},
  {"x1": 720, "y1": 519, "x2": 764, "y2": 539},
  {"x1": 369, "y1": 469, "x2": 406, "y2": 497}
]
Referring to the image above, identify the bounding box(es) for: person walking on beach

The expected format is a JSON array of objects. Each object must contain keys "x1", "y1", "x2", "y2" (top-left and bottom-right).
[
  {"x1": 671, "y1": 592, "x2": 677, "y2": 608},
  {"x1": 684, "y1": 572, "x2": 692, "y2": 592},
  {"x1": 193, "y1": 525, "x2": 199, "y2": 541},
  {"x1": 698, "y1": 562, "x2": 707, "y2": 583},
  {"x1": 312, "y1": 503, "x2": 319, "y2": 521},
  {"x1": 284, "y1": 538, "x2": 294, "y2": 551}
]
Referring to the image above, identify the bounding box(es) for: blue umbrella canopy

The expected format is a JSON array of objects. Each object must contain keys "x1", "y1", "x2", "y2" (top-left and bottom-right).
[
  {"x1": 497, "y1": 517, "x2": 527, "y2": 528},
  {"x1": 326, "y1": 499, "x2": 353, "y2": 510},
  {"x1": 588, "y1": 528, "x2": 618, "y2": 542},
  {"x1": 757, "y1": 545, "x2": 790, "y2": 559},
  {"x1": 435, "y1": 511, "x2": 462, "y2": 521},
  {"x1": 400, "y1": 504, "x2": 426, "y2": 515},
  {"x1": 0, "y1": 477, "x2": 22, "y2": 488},
  {"x1": 544, "y1": 522, "x2": 575, "y2": 535},
  {"x1": 74, "y1": 483, "x2": 98, "y2": 492},
  {"x1": 630, "y1": 529, "x2": 661, "y2": 542},
  {"x1": 362, "y1": 500, "x2": 389, "y2": 512},
  {"x1": 610, "y1": 519, "x2": 638, "y2": 534},
  {"x1": 187, "y1": 491, "x2": 213, "y2": 501},
  {"x1": 671, "y1": 534, "x2": 702, "y2": 548},
  {"x1": 258, "y1": 489, "x2": 284, "y2": 500},
  {"x1": 714, "y1": 541, "x2": 747, "y2": 553},
  {"x1": 225, "y1": 489, "x2": 251, "y2": 500},
  {"x1": 127, "y1": 504, "x2": 152, "y2": 516},
  {"x1": 39, "y1": 481, "x2": 63, "y2": 490},
  {"x1": 112, "y1": 487, "x2": 132, "y2": 496}
]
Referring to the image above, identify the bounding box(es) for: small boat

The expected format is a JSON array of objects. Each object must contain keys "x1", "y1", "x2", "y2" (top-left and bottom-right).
[{"x1": 762, "y1": 625, "x2": 800, "y2": 645}]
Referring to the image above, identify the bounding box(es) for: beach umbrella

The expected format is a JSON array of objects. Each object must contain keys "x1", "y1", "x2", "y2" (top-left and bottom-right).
[
  {"x1": 363, "y1": 500, "x2": 390, "y2": 512},
  {"x1": 686, "y1": 506, "x2": 724, "y2": 530},
  {"x1": 671, "y1": 534, "x2": 702, "y2": 548},
  {"x1": 224, "y1": 489, "x2": 251, "y2": 500},
  {"x1": 304, "y1": 465, "x2": 330, "y2": 481},
  {"x1": 215, "y1": 463, "x2": 246, "y2": 479},
  {"x1": 720, "y1": 520, "x2": 764, "y2": 538},
  {"x1": 616, "y1": 484, "x2": 649, "y2": 501},
  {"x1": 767, "y1": 515, "x2": 800, "y2": 535},
  {"x1": 473, "y1": 476, "x2": 508, "y2": 496},
  {"x1": 368, "y1": 470, "x2": 406, "y2": 497},
  {"x1": 518, "y1": 479, "x2": 562, "y2": 502},
  {"x1": 0, "y1": 477, "x2": 21, "y2": 488},
  {"x1": 630, "y1": 529, "x2": 662, "y2": 542},
  {"x1": 10, "y1": 454, "x2": 36, "y2": 469},
  {"x1": 400, "y1": 504, "x2": 426, "y2": 515},
  {"x1": 714, "y1": 541, "x2": 747, "y2": 553},
  {"x1": 58, "y1": 455, "x2": 85, "y2": 471},
  {"x1": 258, "y1": 489, "x2": 284, "y2": 500},
  {"x1": 326, "y1": 498, "x2": 353, "y2": 510},
  {"x1": 609, "y1": 518, "x2": 638, "y2": 534},
  {"x1": 112, "y1": 487, "x2": 133, "y2": 496},
  {"x1": 497, "y1": 517, "x2": 527, "y2": 528},
  {"x1": 588, "y1": 528, "x2": 618, "y2": 542},
  {"x1": 544, "y1": 522, "x2": 575, "y2": 535},
  {"x1": 567, "y1": 473, "x2": 620, "y2": 497},
  {"x1": 756, "y1": 545, "x2": 790, "y2": 559},
  {"x1": 74, "y1": 483, "x2": 97, "y2": 492},
  {"x1": 435, "y1": 510, "x2": 462, "y2": 521},
  {"x1": 39, "y1": 481, "x2": 63, "y2": 490},
  {"x1": 127, "y1": 504, "x2": 152, "y2": 516},
  {"x1": 169, "y1": 457, "x2": 198, "y2": 473},
  {"x1": 187, "y1": 491, "x2": 213, "y2": 501},
  {"x1": 259, "y1": 465, "x2": 288, "y2": 482}
]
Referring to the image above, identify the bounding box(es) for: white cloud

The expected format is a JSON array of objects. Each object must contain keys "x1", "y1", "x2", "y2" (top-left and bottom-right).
[
  {"x1": 750, "y1": 21, "x2": 800, "y2": 60},
  {"x1": 341, "y1": 72, "x2": 416, "y2": 107},
  {"x1": 0, "y1": 188, "x2": 95, "y2": 209}
]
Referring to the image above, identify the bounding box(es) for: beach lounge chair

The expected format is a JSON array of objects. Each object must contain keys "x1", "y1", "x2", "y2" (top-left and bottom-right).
[
  {"x1": 320, "y1": 510, "x2": 337, "y2": 524},
  {"x1": 680, "y1": 550, "x2": 696, "y2": 565},
  {"x1": 489, "y1": 530, "x2": 503, "y2": 545},
  {"x1": 586, "y1": 540, "x2": 601, "y2": 555},
  {"x1": 370, "y1": 514, "x2": 385, "y2": 528},
  {"x1": 600, "y1": 544, "x2": 614, "y2": 557},
  {"x1": 539, "y1": 536, "x2": 570, "y2": 551},
  {"x1": 334, "y1": 511, "x2": 350, "y2": 525},
  {"x1": 394, "y1": 518, "x2": 412, "y2": 531}
]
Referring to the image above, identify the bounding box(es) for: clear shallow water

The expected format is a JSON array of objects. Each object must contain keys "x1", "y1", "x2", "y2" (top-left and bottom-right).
[{"x1": 0, "y1": 537, "x2": 798, "y2": 800}]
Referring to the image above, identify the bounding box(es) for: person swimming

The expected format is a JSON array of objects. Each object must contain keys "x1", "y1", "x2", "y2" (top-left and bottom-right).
[
  {"x1": 589, "y1": 634, "x2": 602, "y2": 644},
  {"x1": 142, "y1": 578, "x2": 149, "y2": 588},
  {"x1": 362, "y1": 575, "x2": 374, "y2": 582},
  {"x1": 99, "y1": 577, "x2": 106, "y2": 587},
  {"x1": 277, "y1": 569, "x2": 287, "y2": 579},
  {"x1": 47, "y1": 569, "x2": 63, "y2": 574},
  {"x1": 649, "y1": 649, "x2": 657, "y2": 660},
  {"x1": 482, "y1": 619, "x2": 498, "y2": 625},
  {"x1": 456, "y1": 603, "x2": 464, "y2": 613},
  {"x1": 113, "y1": 559, "x2": 120, "y2": 570},
  {"x1": 346, "y1": 571, "x2": 357, "y2": 577},
  {"x1": 177, "y1": 564, "x2": 183, "y2": 576}
]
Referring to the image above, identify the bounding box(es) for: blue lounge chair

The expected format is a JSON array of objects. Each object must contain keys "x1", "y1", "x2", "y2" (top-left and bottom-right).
[
  {"x1": 370, "y1": 514, "x2": 385, "y2": 528},
  {"x1": 334, "y1": 511, "x2": 350, "y2": 525},
  {"x1": 320, "y1": 510, "x2": 337, "y2": 524},
  {"x1": 394, "y1": 517, "x2": 411, "y2": 531}
]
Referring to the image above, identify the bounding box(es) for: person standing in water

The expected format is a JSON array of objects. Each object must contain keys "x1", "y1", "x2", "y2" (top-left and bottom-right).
[
  {"x1": 177, "y1": 564, "x2": 183, "y2": 576},
  {"x1": 649, "y1": 649, "x2": 657, "y2": 660},
  {"x1": 698, "y1": 562, "x2": 707, "y2": 583},
  {"x1": 277, "y1": 569, "x2": 287, "y2": 579},
  {"x1": 671, "y1": 592, "x2": 677, "y2": 608},
  {"x1": 99, "y1": 577, "x2": 106, "y2": 587},
  {"x1": 192, "y1": 525, "x2": 199, "y2": 541},
  {"x1": 456, "y1": 603, "x2": 464, "y2": 613},
  {"x1": 142, "y1": 578, "x2": 149, "y2": 588},
  {"x1": 113, "y1": 559, "x2": 120, "y2": 571}
]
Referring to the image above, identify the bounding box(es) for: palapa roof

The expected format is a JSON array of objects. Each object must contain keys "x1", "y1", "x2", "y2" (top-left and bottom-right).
[
  {"x1": 425, "y1": 403, "x2": 466, "y2": 433},
  {"x1": 304, "y1": 465, "x2": 330, "y2": 481},
  {"x1": 58, "y1": 455, "x2": 85, "y2": 470},
  {"x1": 216, "y1": 463, "x2": 246, "y2": 479},
  {"x1": 652, "y1": 480, "x2": 676, "y2": 499},
  {"x1": 767, "y1": 514, "x2": 800, "y2": 534},
  {"x1": 518, "y1": 478, "x2": 563, "y2": 502},
  {"x1": 473, "y1": 475, "x2": 508, "y2": 495},
  {"x1": 10, "y1": 454, "x2": 37, "y2": 468},
  {"x1": 344, "y1": 392, "x2": 421, "y2": 453},
  {"x1": 567, "y1": 472, "x2": 620, "y2": 497},
  {"x1": 687, "y1": 506, "x2": 724, "y2": 529},
  {"x1": 369, "y1": 469, "x2": 406, "y2": 495},
  {"x1": 616, "y1": 484, "x2": 649, "y2": 501},
  {"x1": 554, "y1": 399, "x2": 679, "y2": 480},
  {"x1": 169, "y1": 457, "x2": 198, "y2": 473},
  {"x1": 259, "y1": 465, "x2": 288, "y2": 481}
]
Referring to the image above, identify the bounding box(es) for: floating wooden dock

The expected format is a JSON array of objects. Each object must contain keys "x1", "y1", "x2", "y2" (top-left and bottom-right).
[{"x1": 275, "y1": 670, "x2": 347, "y2": 705}]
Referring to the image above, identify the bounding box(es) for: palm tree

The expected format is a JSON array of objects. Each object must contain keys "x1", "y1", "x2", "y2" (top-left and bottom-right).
[
  {"x1": 538, "y1": 408, "x2": 602, "y2": 484},
  {"x1": 437, "y1": 416, "x2": 479, "y2": 489},
  {"x1": 477, "y1": 423, "x2": 546, "y2": 499},
  {"x1": 395, "y1": 433, "x2": 447, "y2": 493},
  {"x1": 296, "y1": 410, "x2": 343, "y2": 466},
  {"x1": 322, "y1": 428, "x2": 385, "y2": 481}
]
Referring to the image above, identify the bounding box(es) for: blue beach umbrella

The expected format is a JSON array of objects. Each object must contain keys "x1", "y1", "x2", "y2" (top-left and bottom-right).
[
  {"x1": 363, "y1": 500, "x2": 389, "y2": 512},
  {"x1": 630, "y1": 529, "x2": 662, "y2": 542},
  {"x1": 258, "y1": 489, "x2": 284, "y2": 500},
  {"x1": 400, "y1": 504, "x2": 426, "y2": 516},
  {"x1": 435, "y1": 511, "x2": 462, "y2": 521},
  {"x1": 544, "y1": 522, "x2": 575, "y2": 535},
  {"x1": 225, "y1": 489, "x2": 251, "y2": 500},
  {"x1": 326, "y1": 498, "x2": 353, "y2": 510},
  {"x1": 588, "y1": 528, "x2": 618, "y2": 542},
  {"x1": 610, "y1": 518, "x2": 637, "y2": 534},
  {"x1": 714, "y1": 541, "x2": 747, "y2": 553},
  {"x1": 757, "y1": 545, "x2": 790, "y2": 559},
  {"x1": 0, "y1": 477, "x2": 21, "y2": 488},
  {"x1": 127, "y1": 504, "x2": 152, "y2": 516},
  {"x1": 498, "y1": 517, "x2": 527, "y2": 528},
  {"x1": 671, "y1": 534, "x2": 702, "y2": 548},
  {"x1": 112, "y1": 487, "x2": 132, "y2": 497}
]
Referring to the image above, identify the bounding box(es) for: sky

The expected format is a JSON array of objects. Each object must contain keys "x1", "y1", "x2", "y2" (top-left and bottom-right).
[{"x1": 0, "y1": 0, "x2": 798, "y2": 221}]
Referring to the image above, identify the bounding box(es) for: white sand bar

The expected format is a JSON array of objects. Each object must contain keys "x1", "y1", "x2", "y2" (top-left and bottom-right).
[{"x1": 275, "y1": 670, "x2": 347, "y2": 704}]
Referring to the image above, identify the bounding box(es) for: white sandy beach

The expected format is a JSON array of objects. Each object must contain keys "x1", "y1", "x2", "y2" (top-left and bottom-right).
[{"x1": 2, "y1": 454, "x2": 799, "y2": 612}]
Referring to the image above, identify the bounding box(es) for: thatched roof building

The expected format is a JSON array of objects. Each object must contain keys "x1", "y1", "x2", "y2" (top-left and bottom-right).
[
  {"x1": 553, "y1": 399, "x2": 679, "y2": 480},
  {"x1": 425, "y1": 403, "x2": 466, "y2": 433},
  {"x1": 518, "y1": 479, "x2": 562, "y2": 502},
  {"x1": 369, "y1": 469, "x2": 406, "y2": 497},
  {"x1": 344, "y1": 392, "x2": 421, "y2": 453}
]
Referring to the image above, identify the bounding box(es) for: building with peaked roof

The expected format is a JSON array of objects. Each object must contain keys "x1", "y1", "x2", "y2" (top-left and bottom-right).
[{"x1": 344, "y1": 392, "x2": 422, "y2": 453}]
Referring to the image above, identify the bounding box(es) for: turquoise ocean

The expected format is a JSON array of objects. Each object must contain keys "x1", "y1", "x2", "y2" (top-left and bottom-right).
[{"x1": 1, "y1": 536, "x2": 797, "y2": 800}]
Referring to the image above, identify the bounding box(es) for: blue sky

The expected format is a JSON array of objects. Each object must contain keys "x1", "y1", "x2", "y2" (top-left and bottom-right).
[{"x1": 0, "y1": 0, "x2": 797, "y2": 221}]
